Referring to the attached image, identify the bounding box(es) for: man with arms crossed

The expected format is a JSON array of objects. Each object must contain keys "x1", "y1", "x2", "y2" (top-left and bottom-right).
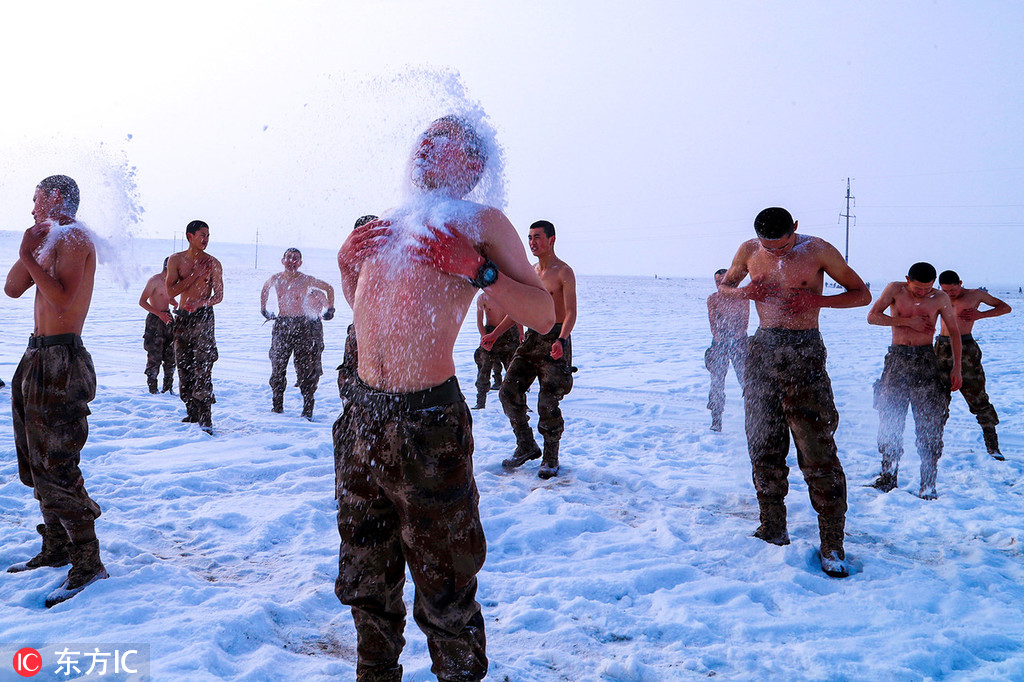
[
  {"x1": 471, "y1": 291, "x2": 521, "y2": 409},
  {"x1": 335, "y1": 115, "x2": 553, "y2": 682},
  {"x1": 706, "y1": 267, "x2": 750, "y2": 432},
  {"x1": 491, "y1": 219, "x2": 577, "y2": 479},
  {"x1": 936, "y1": 270, "x2": 1011, "y2": 459},
  {"x1": 139, "y1": 257, "x2": 177, "y2": 394},
  {"x1": 868, "y1": 263, "x2": 963, "y2": 498},
  {"x1": 167, "y1": 220, "x2": 223, "y2": 433},
  {"x1": 261, "y1": 247, "x2": 335, "y2": 420},
  {"x1": 5, "y1": 175, "x2": 108, "y2": 607},
  {"x1": 720, "y1": 207, "x2": 870, "y2": 578}
]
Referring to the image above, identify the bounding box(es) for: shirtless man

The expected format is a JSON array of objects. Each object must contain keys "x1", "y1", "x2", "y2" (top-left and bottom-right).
[
  {"x1": 337, "y1": 215, "x2": 377, "y2": 404},
  {"x1": 139, "y1": 257, "x2": 177, "y2": 394},
  {"x1": 166, "y1": 220, "x2": 224, "y2": 433},
  {"x1": 4, "y1": 175, "x2": 108, "y2": 607},
  {"x1": 335, "y1": 115, "x2": 553, "y2": 681},
  {"x1": 471, "y1": 291, "x2": 522, "y2": 409},
  {"x1": 868, "y1": 263, "x2": 962, "y2": 498},
  {"x1": 936, "y1": 270, "x2": 1011, "y2": 459},
  {"x1": 705, "y1": 267, "x2": 750, "y2": 432},
  {"x1": 719, "y1": 207, "x2": 870, "y2": 578},
  {"x1": 490, "y1": 220, "x2": 577, "y2": 479},
  {"x1": 261, "y1": 248, "x2": 335, "y2": 420}
]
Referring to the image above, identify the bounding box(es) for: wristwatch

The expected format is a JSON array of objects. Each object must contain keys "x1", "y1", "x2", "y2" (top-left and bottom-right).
[{"x1": 469, "y1": 259, "x2": 499, "y2": 288}]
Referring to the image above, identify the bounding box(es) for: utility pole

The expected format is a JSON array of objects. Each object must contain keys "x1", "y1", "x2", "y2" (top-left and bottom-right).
[{"x1": 839, "y1": 178, "x2": 856, "y2": 263}]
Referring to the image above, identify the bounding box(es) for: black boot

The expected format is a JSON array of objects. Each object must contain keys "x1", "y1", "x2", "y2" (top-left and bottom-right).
[
  {"x1": 870, "y1": 471, "x2": 898, "y2": 493},
  {"x1": 272, "y1": 392, "x2": 284, "y2": 414},
  {"x1": 197, "y1": 403, "x2": 213, "y2": 434},
  {"x1": 753, "y1": 501, "x2": 790, "y2": 546},
  {"x1": 818, "y1": 517, "x2": 849, "y2": 578},
  {"x1": 502, "y1": 431, "x2": 541, "y2": 469},
  {"x1": 147, "y1": 378, "x2": 158, "y2": 394},
  {"x1": 301, "y1": 395, "x2": 314, "y2": 421},
  {"x1": 472, "y1": 393, "x2": 486, "y2": 410},
  {"x1": 983, "y1": 426, "x2": 1004, "y2": 460},
  {"x1": 7, "y1": 523, "x2": 71, "y2": 573},
  {"x1": 45, "y1": 539, "x2": 109, "y2": 608},
  {"x1": 538, "y1": 440, "x2": 560, "y2": 479},
  {"x1": 162, "y1": 375, "x2": 174, "y2": 393},
  {"x1": 182, "y1": 401, "x2": 197, "y2": 423}
]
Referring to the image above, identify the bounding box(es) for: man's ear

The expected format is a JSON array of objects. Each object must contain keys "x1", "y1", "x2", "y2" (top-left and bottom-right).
[{"x1": 792, "y1": 220, "x2": 799, "y2": 233}]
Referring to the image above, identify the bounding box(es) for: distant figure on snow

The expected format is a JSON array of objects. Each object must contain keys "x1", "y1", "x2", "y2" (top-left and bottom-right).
[
  {"x1": 936, "y1": 270, "x2": 1012, "y2": 459},
  {"x1": 472, "y1": 290, "x2": 522, "y2": 409},
  {"x1": 139, "y1": 257, "x2": 177, "y2": 394},
  {"x1": 705, "y1": 267, "x2": 750, "y2": 432},
  {"x1": 719, "y1": 207, "x2": 870, "y2": 578},
  {"x1": 867, "y1": 262, "x2": 961, "y2": 499},
  {"x1": 167, "y1": 220, "x2": 223, "y2": 434},
  {"x1": 261, "y1": 247, "x2": 335, "y2": 420},
  {"x1": 334, "y1": 115, "x2": 553, "y2": 681},
  {"x1": 4, "y1": 174, "x2": 109, "y2": 607},
  {"x1": 492, "y1": 219, "x2": 578, "y2": 479}
]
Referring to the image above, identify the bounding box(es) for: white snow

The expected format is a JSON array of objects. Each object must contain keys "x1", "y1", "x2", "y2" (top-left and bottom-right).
[{"x1": 1, "y1": 235, "x2": 1022, "y2": 680}]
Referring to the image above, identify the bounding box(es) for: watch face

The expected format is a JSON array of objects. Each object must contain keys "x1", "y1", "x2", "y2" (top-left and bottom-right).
[{"x1": 482, "y1": 263, "x2": 498, "y2": 285}]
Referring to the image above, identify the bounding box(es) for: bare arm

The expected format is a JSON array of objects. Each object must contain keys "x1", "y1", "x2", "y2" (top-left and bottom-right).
[
  {"x1": 961, "y1": 291, "x2": 1012, "y2": 321},
  {"x1": 17, "y1": 227, "x2": 88, "y2": 314},
  {"x1": 5, "y1": 259, "x2": 34, "y2": 298},
  {"x1": 309, "y1": 276, "x2": 335, "y2": 310},
  {"x1": 203, "y1": 261, "x2": 224, "y2": 307},
  {"x1": 867, "y1": 283, "x2": 904, "y2": 327},
  {"x1": 338, "y1": 219, "x2": 391, "y2": 308},
  {"x1": 476, "y1": 299, "x2": 486, "y2": 337},
  {"x1": 481, "y1": 314, "x2": 516, "y2": 350},
  {"x1": 717, "y1": 242, "x2": 754, "y2": 299},
  {"x1": 550, "y1": 267, "x2": 577, "y2": 359},
  {"x1": 818, "y1": 243, "x2": 872, "y2": 309},
  {"x1": 937, "y1": 295, "x2": 963, "y2": 391}
]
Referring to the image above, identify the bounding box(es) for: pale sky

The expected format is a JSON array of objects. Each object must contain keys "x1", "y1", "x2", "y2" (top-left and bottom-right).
[{"x1": 1, "y1": 1, "x2": 1022, "y2": 285}]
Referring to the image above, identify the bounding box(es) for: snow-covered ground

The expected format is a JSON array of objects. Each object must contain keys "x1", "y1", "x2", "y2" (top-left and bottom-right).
[{"x1": 1, "y1": 234, "x2": 1022, "y2": 681}]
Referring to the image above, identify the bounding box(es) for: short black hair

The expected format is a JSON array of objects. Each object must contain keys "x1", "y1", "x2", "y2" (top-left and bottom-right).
[
  {"x1": 284, "y1": 247, "x2": 302, "y2": 259},
  {"x1": 37, "y1": 175, "x2": 80, "y2": 217},
  {"x1": 754, "y1": 207, "x2": 795, "y2": 240},
  {"x1": 433, "y1": 115, "x2": 487, "y2": 163},
  {"x1": 186, "y1": 220, "x2": 209, "y2": 235},
  {"x1": 907, "y1": 262, "x2": 937, "y2": 284},
  {"x1": 354, "y1": 215, "x2": 378, "y2": 229},
  {"x1": 530, "y1": 220, "x2": 555, "y2": 238},
  {"x1": 162, "y1": 257, "x2": 169, "y2": 270},
  {"x1": 938, "y1": 270, "x2": 961, "y2": 286},
  {"x1": 715, "y1": 268, "x2": 728, "y2": 276}
]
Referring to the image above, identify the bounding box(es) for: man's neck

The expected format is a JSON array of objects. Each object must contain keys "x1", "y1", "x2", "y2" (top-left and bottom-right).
[{"x1": 537, "y1": 252, "x2": 558, "y2": 269}]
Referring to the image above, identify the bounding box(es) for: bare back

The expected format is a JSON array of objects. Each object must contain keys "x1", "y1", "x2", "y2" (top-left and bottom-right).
[
  {"x1": 34, "y1": 225, "x2": 96, "y2": 336},
  {"x1": 707, "y1": 292, "x2": 749, "y2": 341}
]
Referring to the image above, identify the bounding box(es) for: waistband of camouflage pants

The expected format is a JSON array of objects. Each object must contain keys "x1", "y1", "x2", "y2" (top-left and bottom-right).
[
  {"x1": 175, "y1": 306, "x2": 213, "y2": 319},
  {"x1": 935, "y1": 333, "x2": 974, "y2": 343},
  {"x1": 887, "y1": 343, "x2": 936, "y2": 355},
  {"x1": 27, "y1": 333, "x2": 84, "y2": 349},
  {"x1": 753, "y1": 327, "x2": 821, "y2": 344},
  {"x1": 345, "y1": 376, "x2": 463, "y2": 412}
]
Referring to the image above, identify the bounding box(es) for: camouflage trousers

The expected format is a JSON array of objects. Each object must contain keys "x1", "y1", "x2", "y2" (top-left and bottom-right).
[
  {"x1": 12, "y1": 335, "x2": 101, "y2": 544},
  {"x1": 174, "y1": 307, "x2": 218, "y2": 410},
  {"x1": 269, "y1": 316, "x2": 324, "y2": 400},
  {"x1": 499, "y1": 324, "x2": 574, "y2": 447},
  {"x1": 935, "y1": 334, "x2": 998, "y2": 429},
  {"x1": 473, "y1": 325, "x2": 519, "y2": 402},
  {"x1": 333, "y1": 377, "x2": 487, "y2": 681},
  {"x1": 874, "y1": 344, "x2": 950, "y2": 487},
  {"x1": 744, "y1": 329, "x2": 847, "y2": 528},
  {"x1": 705, "y1": 336, "x2": 748, "y2": 421},
  {"x1": 143, "y1": 312, "x2": 175, "y2": 387}
]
